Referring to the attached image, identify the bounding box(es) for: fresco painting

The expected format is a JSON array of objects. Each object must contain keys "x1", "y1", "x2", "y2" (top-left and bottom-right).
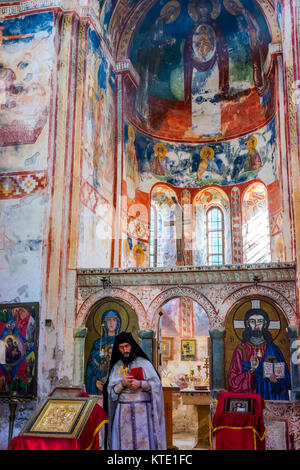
[
  {"x1": 0, "y1": 303, "x2": 38, "y2": 397},
  {"x1": 82, "y1": 26, "x2": 115, "y2": 203},
  {"x1": 0, "y1": 194, "x2": 45, "y2": 303},
  {"x1": 125, "y1": 0, "x2": 274, "y2": 142},
  {"x1": 124, "y1": 117, "x2": 277, "y2": 192},
  {"x1": 0, "y1": 12, "x2": 54, "y2": 171}
]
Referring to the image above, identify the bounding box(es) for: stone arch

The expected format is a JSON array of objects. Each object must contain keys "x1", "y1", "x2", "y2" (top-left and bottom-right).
[
  {"x1": 219, "y1": 284, "x2": 297, "y2": 326},
  {"x1": 76, "y1": 287, "x2": 147, "y2": 329},
  {"x1": 147, "y1": 286, "x2": 220, "y2": 331}
]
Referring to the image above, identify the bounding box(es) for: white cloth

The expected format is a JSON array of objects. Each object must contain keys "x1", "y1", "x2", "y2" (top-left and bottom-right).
[{"x1": 107, "y1": 357, "x2": 167, "y2": 450}]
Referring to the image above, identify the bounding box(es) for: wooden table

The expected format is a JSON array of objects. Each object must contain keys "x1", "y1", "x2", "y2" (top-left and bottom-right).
[
  {"x1": 180, "y1": 389, "x2": 211, "y2": 449},
  {"x1": 163, "y1": 386, "x2": 180, "y2": 449}
]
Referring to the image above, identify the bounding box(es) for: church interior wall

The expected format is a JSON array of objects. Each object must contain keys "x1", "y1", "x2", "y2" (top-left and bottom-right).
[{"x1": 0, "y1": 0, "x2": 299, "y2": 451}]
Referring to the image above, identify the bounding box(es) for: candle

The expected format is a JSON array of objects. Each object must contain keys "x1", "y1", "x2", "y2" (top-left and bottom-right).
[{"x1": 189, "y1": 360, "x2": 191, "y2": 374}]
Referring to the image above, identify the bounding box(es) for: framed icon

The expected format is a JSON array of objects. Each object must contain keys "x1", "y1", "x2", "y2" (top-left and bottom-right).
[
  {"x1": 20, "y1": 397, "x2": 98, "y2": 438},
  {"x1": 181, "y1": 339, "x2": 196, "y2": 361},
  {"x1": 224, "y1": 397, "x2": 254, "y2": 414},
  {"x1": 161, "y1": 337, "x2": 173, "y2": 360}
]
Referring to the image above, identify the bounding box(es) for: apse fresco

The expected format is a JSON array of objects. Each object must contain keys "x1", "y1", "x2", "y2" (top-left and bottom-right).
[
  {"x1": 0, "y1": 11, "x2": 54, "y2": 171},
  {"x1": 124, "y1": 116, "x2": 277, "y2": 192},
  {"x1": 124, "y1": 0, "x2": 275, "y2": 142},
  {"x1": 82, "y1": 26, "x2": 115, "y2": 202}
]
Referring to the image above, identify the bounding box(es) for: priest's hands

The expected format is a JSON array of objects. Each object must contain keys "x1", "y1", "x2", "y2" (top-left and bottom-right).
[{"x1": 123, "y1": 375, "x2": 140, "y2": 391}]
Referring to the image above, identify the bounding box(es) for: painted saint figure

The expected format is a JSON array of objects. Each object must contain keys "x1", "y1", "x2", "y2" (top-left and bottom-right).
[
  {"x1": 228, "y1": 308, "x2": 291, "y2": 400},
  {"x1": 197, "y1": 146, "x2": 215, "y2": 180},
  {"x1": 85, "y1": 310, "x2": 121, "y2": 395},
  {"x1": 103, "y1": 332, "x2": 166, "y2": 450},
  {"x1": 150, "y1": 143, "x2": 167, "y2": 176},
  {"x1": 245, "y1": 136, "x2": 262, "y2": 171},
  {"x1": 126, "y1": 125, "x2": 140, "y2": 199}
]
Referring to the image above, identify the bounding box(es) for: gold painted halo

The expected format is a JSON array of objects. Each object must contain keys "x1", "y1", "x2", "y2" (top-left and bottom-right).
[
  {"x1": 92, "y1": 301, "x2": 130, "y2": 336},
  {"x1": 4, "y1": 335, "x2": 16, "y2": 347},
  {"x1": 160, "y1": 1, "x2": 181, "y2": 24},
  {"x1": 188, "y1": 0, "x2": 221, "y2": 21},
  {"x1": 223, "y1": 0, "x2": 244, "y2": 16},
  {"x1": 128, "y1": 125, "x2": 135, "y2": 141},
  {"x1": 246, "y1": 136, "x2": 257, "y2": 150},
  {"x1": 154, "y1": 143, "x2": 167, "y2": 157},
  {"x1": 200, "y1": 146, "x2": 214, "y2": 160}
]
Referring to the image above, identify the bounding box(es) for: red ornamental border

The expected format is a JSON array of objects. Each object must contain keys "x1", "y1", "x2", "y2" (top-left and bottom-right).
[{"x1": 0, "y1": 171, "x2": 47, "y2": 199}]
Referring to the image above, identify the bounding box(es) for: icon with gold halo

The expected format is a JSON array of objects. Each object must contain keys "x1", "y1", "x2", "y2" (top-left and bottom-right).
[
  {"x1": 160, "y1": 1, "x2": 181, "y2": 23},
  {"x1": 246, "y1": 135, "x2": 257, "y2": 151},
  {"x1": 197, "y1": 146, "x2": 215, "y2": 181}
]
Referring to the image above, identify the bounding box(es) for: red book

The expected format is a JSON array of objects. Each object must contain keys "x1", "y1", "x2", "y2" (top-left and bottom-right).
[{"x1": 129, "y1": 367, "x2": 144, "y2": 380}]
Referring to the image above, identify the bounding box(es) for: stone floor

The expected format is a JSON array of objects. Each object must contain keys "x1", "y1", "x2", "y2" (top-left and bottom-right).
[{"x1": 173, "y1": 433, "x2": 208, "y2": 450}]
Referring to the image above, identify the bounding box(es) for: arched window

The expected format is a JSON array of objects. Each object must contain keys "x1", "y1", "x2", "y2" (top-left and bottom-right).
[
  {"x1": 242, "y1": 182, "x2": 271, "y2": 263},
  {"x1": 193, "y1": 187, "x2": 231, "y2": 266},
  {"x1": 206, "y1": 206, "x2": 224, "y2": 265}
]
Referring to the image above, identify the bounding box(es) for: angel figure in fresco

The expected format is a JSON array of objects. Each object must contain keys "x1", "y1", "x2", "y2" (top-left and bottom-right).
[
  {"x1": 245, "y1": 136, "x2": 262, "y2": 171},
  {"x1": 150, "y1": 143, "x2": 167, "y2": 176},
  {"x1": 126, "y1": 125, "x2": 140, "y2": 199},
  {"x1": 135, "y1": 1, "x2": 180, "y2": 121},
  {"x1": 223, "y1": 0, "x2": 270, "y2": 101}
]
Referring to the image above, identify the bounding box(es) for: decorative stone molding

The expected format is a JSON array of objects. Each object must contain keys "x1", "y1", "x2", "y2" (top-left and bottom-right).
[
  {"x1": 264, "y1": 401, "x2": 300, "y2": 450},
  {"x1": 76, "y1": 264, "x2": 297, "y2": 332},
  {"x1": 219, "y1": 283, "x2": 297, "y2": 325},
  {"x1": 76, "y1": 287, "x2": 147, "y2": 329},
  {"x1": 147, "y1": 286, "x2": 219, "y2": 330}
]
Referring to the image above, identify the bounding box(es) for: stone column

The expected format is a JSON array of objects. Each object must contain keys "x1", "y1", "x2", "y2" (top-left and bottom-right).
[
  {"x1": 209, "y1": 328, "x2": 226, "y2": 398},
  {"x1": 73, "y1": 327, "x2": 87, "y2": 388},
  {"x1": 139, "y1": 330, "x2": 155, "y2": 363},
  {"x1": 287, "y1": 326, "x2": 300, "y2": 400}
]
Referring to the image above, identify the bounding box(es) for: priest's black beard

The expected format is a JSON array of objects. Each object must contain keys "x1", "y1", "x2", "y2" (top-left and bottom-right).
[
  {"x1": 251, "y1": 330, "x2": 263, "y2": 338},
  {"x1": 242, "y1": 327, "x2": 273, "y2": 344},
  {"x1": 122, "y1": 352, "x2": 137, "y2": 365}
]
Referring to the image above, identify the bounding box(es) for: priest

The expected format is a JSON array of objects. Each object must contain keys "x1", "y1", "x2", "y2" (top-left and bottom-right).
[{"x1": 103, "y1": 332, "x2": 166, "y2": 450}]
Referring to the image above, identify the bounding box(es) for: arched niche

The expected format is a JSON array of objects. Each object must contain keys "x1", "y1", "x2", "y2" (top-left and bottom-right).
[
  {"x1": 74, "y1": 292, "x2": 143, "y2": 391},
  {"x1": 242, "y1": 181, "x2": 271, "y2": 263},
  {"x1": 224, "y1": 296, "x2": 291, "y2": 393},
  {"x1": 84, "y1": 297, "x2": 140, "y2": 395},
  {"x1": 150, "y1": 184, "x2": 183, "y2": 267},
  {"x1": 159, "y1": 297, "x2": 211, "y2": 386}
]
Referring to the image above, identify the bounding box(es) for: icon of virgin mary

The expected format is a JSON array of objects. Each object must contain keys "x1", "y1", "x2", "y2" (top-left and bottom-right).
[{"x1": 85, "y1": 310, "x2": 121, "y2": 395}]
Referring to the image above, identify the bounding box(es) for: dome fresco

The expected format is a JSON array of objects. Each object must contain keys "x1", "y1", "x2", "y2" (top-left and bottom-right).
[{"x1": 105, "y1": 0, "x2": 275, "y2": 143}]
